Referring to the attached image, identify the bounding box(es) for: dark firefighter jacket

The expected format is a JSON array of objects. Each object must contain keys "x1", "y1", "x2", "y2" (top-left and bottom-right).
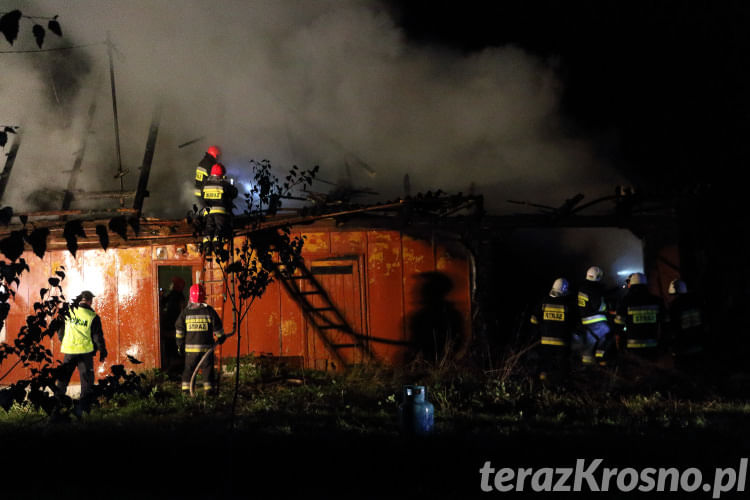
[
  {"x1": 614, "y1": 285, "x2": 668, "y2": 349},
  {"x1": 194, "y1": 153, "x2": 215, "y2": 198},
  {"x1": 57, "y1": 304, "x2": 106, "y2": 355},
  {"x1": 577, "y1": 280, "x2": 609, "y2": 326},
  {"x1": 175, "y1": 303, "x2": 225, "y2": 353},
  {"x1": 529, "y1": 294, "x2": 579, "y2": 347},
  {"x1": 161, "y1": 289, "x2": 186, "y2": 330},
  {"x1": 201, "y1": 175, "x2": 238, "y2": 216},
  {"x1": 668, "y1": 292, "x2": 705, "y2": 354}
]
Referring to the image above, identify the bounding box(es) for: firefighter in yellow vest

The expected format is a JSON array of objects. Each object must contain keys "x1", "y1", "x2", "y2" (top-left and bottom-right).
[
  {"x1": 194, "y1": 145, "x2": 221, "y2": 204},
  {"x1": 529, "y1": 278, "x2": 578, "y2": 382},
  {"x1": 55, "y1": 290, "x2": 107, "y2": 411},
  {"x1": 201, "y1": 163, "x2": 238, "y2": 245},
  {"x1": 613, "y1": 273, "x2": 668, "y2": 360},
  {"x1": 667, "y1": 279, "x2": 706, "y2": 372},
  {"x1": 175, "y1": 284, "x2": 226, "y2": 394}
]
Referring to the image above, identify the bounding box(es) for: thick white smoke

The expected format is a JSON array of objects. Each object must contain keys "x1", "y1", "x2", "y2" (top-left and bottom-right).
[{"x1": 0, "y1": 0, "x2": 626, "y2": 217}]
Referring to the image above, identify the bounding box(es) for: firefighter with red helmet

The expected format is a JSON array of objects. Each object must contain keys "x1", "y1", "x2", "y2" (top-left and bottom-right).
[
  {"x1": 529, "y1": 278, "x2": 578, "y2": 382},
  {"x1": 194, "y1": 145, "x2": 221, "y2": 203},
  {"x1": 201, "y1": 162, "x2": 238, "y2": 244},
  {"x1": 175, "y1": 284, "x2": 226, "y2": 394},
  {"x1": 613, "y1": 272, "x2": 668, "y2": 360}
]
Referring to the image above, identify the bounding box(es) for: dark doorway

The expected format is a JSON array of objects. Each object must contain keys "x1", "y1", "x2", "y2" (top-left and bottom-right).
[{"x1": 157, "y1": 265, "x2": 194, "y2": 376}]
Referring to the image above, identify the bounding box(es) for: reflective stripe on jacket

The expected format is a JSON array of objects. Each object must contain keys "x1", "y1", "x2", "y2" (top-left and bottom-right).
[
  {"x1": 175, "y1": 303, "x2": 224, "y2": 351},
  {"x1": 201, "y1": 176, "x2": 237, "y2": 213},
  {"x1": 581, "y1": 313, "x2": 608, "y2": 325}
]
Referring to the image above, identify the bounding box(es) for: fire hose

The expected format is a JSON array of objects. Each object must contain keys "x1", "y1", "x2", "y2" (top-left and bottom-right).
[{"x1": 188, "y1": 330, "x2": 235, "y2": 397}]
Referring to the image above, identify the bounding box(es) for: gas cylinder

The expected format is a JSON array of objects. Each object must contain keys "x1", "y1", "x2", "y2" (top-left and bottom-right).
[{"x1": 398, "y1": 385, "x2": 434, "y2": 436}]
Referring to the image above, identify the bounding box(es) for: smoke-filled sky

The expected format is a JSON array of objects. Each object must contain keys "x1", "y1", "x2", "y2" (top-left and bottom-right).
[{"x1": 0, "y1": 0, "x2": 632, "y2": 218}]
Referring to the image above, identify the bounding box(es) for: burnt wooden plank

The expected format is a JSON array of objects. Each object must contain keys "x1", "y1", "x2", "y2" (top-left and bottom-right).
[
  {"x1": 133, "y1": 104, "x2": 161, "y2": 214},
  {"x1": 0, "y1": 134, "x2": 21, "y2": 204}
]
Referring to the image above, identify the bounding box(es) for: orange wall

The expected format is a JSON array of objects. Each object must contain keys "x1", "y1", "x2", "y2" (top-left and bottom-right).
[{"x1": 1, "y1": 227, "x2": 472, "y2": 382}]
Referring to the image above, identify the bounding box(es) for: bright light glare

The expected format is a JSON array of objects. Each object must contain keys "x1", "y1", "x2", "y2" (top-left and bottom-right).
[{"x1": 617, "y1": 269, "x2": 643, "y2": 276}]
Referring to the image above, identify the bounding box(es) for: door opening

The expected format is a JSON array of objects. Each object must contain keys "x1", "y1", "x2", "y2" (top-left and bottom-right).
[{"x1": 157, "y1": 265, "x2": 194, "y2": 376}]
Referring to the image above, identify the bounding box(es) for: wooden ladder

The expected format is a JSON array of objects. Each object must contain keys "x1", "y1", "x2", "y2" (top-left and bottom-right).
[{"x1": 273, "y1": 259, "x2": 374, "y2": 369}]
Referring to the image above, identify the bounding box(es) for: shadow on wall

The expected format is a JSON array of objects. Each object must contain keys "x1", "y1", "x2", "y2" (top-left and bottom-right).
[{"x1": 406, "y1": 271, "x2": 464, "y2": 365}]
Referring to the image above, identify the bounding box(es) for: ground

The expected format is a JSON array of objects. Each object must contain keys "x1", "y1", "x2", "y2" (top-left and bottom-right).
[{"x1": 1, "y1": 357, "x2": 749, "y2": 499}]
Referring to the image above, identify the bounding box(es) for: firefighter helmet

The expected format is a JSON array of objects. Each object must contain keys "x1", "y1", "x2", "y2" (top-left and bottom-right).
[
  {"x1": 207, "y1": 145, "x2": 221, "y2": 159},
  {"x1": 585, "y1": 266, "x2": 604, "y2": 282},
  {"x1": 628, "y1": 272, "x2": 647, "y2": 286},
  {"x1": 171, "y1": 276, "x2": 186, "y2": 293},
  {"x1": 668, "y1": 279, "x2": 688, "y2": 295},
  {"x1": 210, "y1": 163, "x2": 226, "y2": 176},
  {"x1": 189, "y1": 284, "x2": 206, "y2": 303},
  {"x1": 549, "y1": 278, "x2": 570, "y2": 297}
]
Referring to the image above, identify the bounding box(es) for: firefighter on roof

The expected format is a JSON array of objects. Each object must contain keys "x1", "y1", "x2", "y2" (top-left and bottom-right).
[
  {"x1": 201, "y1": 162, "x2": 238, "y2": 245},
  {"x1": 577, "y1": 266, "x2": 614, "y2": 366},
  {"x1": 175, "y1": 284, "x2": 226, "y2": 394},
  {"x1": 613, "y1": 272, "x2": 668, "y2": 360},
  {"x1": 529, "y1": 278, "x2": 578, "y2": 383},
  {"x1": 194, "y1": 145, "x2": 221, "y2": 205}
]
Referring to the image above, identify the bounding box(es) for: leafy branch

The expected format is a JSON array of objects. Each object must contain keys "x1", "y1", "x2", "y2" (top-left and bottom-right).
[
  {"x1": 0, "y1": 10, "x2": 62, "y2": 48},
  {"x1": 0, "y1": 125, "x2": 18, "y2": 149},
  {"x1": 194, "y1": 159, "x2": 317, "y2": 423}
]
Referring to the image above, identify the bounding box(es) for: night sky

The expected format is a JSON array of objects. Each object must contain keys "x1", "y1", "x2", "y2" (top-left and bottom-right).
[
  {"x1": 388, "y1": 0, "x2": 750, "y2": 192},
  {"x1": 6, "y1": 1, "x2": 745, "y2": 217}
]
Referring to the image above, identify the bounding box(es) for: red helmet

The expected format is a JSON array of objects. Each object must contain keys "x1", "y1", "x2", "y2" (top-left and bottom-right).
[
  {"x1": 210, "y1": 163, "x2": 226, "y2": 176},
  {"x1": 207, "y1": 145, "x2": 221, "y2": 159},
  {"x1": 189, "y1": 284, "x2": 206, "y2": 303},
  {"x1": 170, "y1": 276, "x2": 185, "y2": 292}
]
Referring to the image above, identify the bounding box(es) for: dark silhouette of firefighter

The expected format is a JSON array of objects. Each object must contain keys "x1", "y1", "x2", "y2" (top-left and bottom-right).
[
  {"x1": 201, "y1": 162, "x2": 238, "y2": 244},
  {"x1": 408, "y1": 272, "x2": 463, "y2": 364},
  {"x1": 667, "y1": 279, "x2": 706, "y2": 372},
  {"x1": 529, "y1": 278, "x2": 578, "y2": 382},
  {"x1": 160, "y1": 276, "x2": 187, "y2": 374},
  {"x1": 613, "y1": 272, "x2": 668, "y2": 360},
  {"x1": 54, "y1": 290, "x2": 108, "y2": 413},
  {"x1": 577, "y1": 266, "x2": 614, "y2": 366},
  {"x1": 194, "y1": 145, "x2": 221, "y2": 205},
  {"x1": 175, "y1": 284, "x2": 226, "y2": 394}
]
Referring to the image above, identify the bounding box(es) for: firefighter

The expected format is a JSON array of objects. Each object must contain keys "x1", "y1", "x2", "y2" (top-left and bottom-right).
[
  {"x1": 577, "y1": 266, "x2": 613, "y2": 366},
  {"x1": 175, "y1": 284, "x2": 226, "y2": 394},
  {"x1": 160, "y1": 276, "x2": 187, "y2": 374},
  {"x1": 55, "y1": 290, "x2": 108, "y2": 413},
  {"x1": 667, "y1": 279, "x2": 706, "y2": 372},
  {"x1": 529, "y1": 278, "x2": 578, "y2": 383},
  {"x1": 194, "y1": 145, "x2": 221, "y2": 204},
  {"x1": 613, "y1": 273, "x2": 668, "y2": 360},
  {"x1": 201, "y1": 162, "x2": 238, "y2": 245}
]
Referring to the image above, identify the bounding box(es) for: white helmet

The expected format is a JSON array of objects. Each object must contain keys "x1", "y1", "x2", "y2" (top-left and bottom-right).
[
  {"x1": 668, "y1": 279, "x2": 688, "y2": 295},
  {"x1": 628, "y1": 272, "x2": 647, "y2": 286},
  {"x1": 549, "y1": 278, "x2": 570, "y2": 297},
  {"x1": 585, "y1": 266, "x2": 604, "y2": 282}
]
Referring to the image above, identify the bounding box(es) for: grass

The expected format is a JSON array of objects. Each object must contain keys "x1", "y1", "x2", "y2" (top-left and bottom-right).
[
  {"x1": 1, "y1": 355, "x2": 750, "y2": 499},
  {"x1": 2, "y1": 354, "x2": 749, "y2": 434}
]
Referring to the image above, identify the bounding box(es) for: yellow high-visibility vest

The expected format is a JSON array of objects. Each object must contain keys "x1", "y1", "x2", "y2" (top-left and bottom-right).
[{"x1": 61, "y1": 306, "x2": 97, "y2": 354}]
